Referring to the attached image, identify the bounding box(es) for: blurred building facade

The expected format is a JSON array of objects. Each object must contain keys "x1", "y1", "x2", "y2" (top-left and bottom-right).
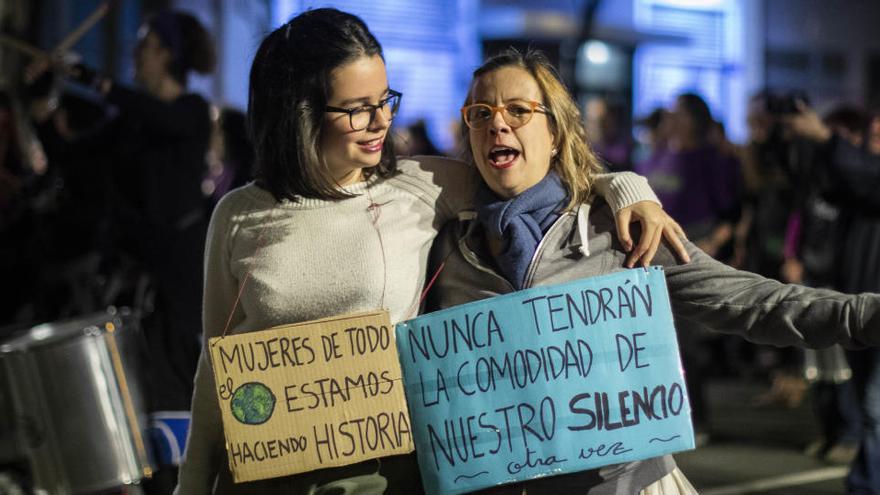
[{"x1": 3, "y1": 0, "x2": 880, "y2": 148}]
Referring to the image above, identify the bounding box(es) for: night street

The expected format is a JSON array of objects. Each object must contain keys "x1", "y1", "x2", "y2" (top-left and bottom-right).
[{"x1": 678, "y1": 379, "x2": 848, "y2": 495}]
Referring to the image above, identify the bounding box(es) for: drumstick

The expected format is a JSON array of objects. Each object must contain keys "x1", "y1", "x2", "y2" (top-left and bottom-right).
[
  {"x1": 53, "y1": 0, "x2": 112, "y2": 55},
  {"x1": 4, "y1": 1, "x2": 116, "y2": 63},
  {"x1": 0, "y1": 34, "x2": 50, "y2": 60}
]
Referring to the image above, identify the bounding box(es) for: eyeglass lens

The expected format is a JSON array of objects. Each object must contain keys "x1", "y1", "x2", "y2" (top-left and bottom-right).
[
  {"x1": 350, "y1": 93, "x2": 400, "y2": 130},
  {"x1": 465, "y1": 102, "x2": 536, "y2": 129}
]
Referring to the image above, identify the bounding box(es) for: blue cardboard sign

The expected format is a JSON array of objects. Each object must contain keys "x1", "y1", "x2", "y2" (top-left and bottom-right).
[{"x1": 395, "y1": 267, "x2": 693, "y2": 495}]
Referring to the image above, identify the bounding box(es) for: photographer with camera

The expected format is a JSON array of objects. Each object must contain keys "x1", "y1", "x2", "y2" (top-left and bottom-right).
[
  {"x1": 782, "y1": 105, "x2": 869, "y2": 467},
  {"x1": 728, "y1": 91, "x2": 829, "y2": 412},
  {"x1": 738, "y1": 91, "x2": 815, "y2": 275}
]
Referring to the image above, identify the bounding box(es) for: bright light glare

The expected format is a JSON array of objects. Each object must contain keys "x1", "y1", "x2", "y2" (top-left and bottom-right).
[{"x1": 585, "y1": 41, "x2": 610, "y2": 64}]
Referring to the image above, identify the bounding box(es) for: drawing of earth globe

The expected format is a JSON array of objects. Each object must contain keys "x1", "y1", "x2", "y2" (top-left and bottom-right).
[{"x1": 231, "y1": 382, "x2": 276, "y2": 425}]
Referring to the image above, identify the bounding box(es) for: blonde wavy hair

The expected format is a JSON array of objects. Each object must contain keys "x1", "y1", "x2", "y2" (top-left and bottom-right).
[{"x1": 460, "y1": 48, "x2": 604, "y2": 211}]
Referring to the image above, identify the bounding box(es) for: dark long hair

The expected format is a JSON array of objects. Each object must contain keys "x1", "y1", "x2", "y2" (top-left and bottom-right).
[
  {"x1": 676, "y1": 92, "x2": 713, "y2": 145},
  {"x1": 146, "y1": 10, "x2": 216, "y2": 86},
  {"x1": 248, "y1": 8, "x2": 397, "y2": 202}
]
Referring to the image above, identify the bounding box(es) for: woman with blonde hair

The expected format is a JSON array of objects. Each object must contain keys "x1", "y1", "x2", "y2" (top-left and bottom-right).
[{"x1": 426, "y1": 48, "x2": 880, "y2": 494}]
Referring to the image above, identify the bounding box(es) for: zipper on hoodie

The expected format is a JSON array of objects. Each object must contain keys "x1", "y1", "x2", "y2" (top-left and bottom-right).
[
  {"x1": 457, "y1": 236, "x2": 516, "y2": 293},
  {"x1": 522, "y1": 212, "x2": 576, "y2": 288}
]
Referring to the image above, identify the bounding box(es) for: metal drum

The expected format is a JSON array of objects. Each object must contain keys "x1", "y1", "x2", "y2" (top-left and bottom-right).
[{"x1": 0, "y1": 308, "x2": 153, "y2": 494}]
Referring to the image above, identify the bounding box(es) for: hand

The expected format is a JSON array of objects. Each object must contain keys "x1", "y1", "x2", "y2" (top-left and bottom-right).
[
  {"x1": 615, "y1": 201, "x2": 690, "y2": 268},
  {"x1": 694, "y1": 223, "x2": 733, "y2": 259},
  {"x1": 695, "y1": 238, "x2": 718, "y2": 258},
  {"x1": 780, "y1": 258, "x2": 804, "y2": 284},
  {"x1": 68, "y1": 63, "x2": 110, "y2": 93},
  {"x1": 785, "y1": 101, "x2": 831, "y2": 143},
  {"x1": 23, "y1": 59, "x2": 54, "y2": 99},
  {"x1": 24, "y1": 58, "x2": 52, "y2": 85}
]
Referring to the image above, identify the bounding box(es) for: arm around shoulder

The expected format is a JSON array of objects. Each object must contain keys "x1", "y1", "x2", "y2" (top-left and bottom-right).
[
  {"x1": 592, "y1": 171, "x2": 660, "y2": 212},
  {"x1": 594, "y1": 172, "x2": 690, "y2": 266},
  {"x1": 395, "y1": 155, "x2": 478, "y2": 224}
]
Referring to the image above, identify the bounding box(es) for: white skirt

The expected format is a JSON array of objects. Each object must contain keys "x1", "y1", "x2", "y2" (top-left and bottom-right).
[{"x1": 641, "y1": 468, "x2": 699, "y2": 495}]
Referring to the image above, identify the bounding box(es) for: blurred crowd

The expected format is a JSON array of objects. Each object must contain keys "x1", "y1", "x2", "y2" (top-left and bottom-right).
[{"x1": 590, "y1": 90, "x2": 880, "y2": 473}]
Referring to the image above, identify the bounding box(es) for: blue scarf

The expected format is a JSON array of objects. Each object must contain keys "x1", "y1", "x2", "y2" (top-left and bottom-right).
[{"x1": 475, "y1": 171, "x2": 568, "y2": 289}]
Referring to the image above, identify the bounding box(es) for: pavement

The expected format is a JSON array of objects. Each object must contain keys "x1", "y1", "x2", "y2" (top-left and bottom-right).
[{"x1": 675, "y1": 379, "x2": 850, "y2": 494}]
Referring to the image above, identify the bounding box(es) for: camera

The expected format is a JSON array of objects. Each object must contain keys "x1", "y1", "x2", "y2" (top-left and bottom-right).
[{"x1": 764, "y1": 90, "x2": 809, "y2": 115}]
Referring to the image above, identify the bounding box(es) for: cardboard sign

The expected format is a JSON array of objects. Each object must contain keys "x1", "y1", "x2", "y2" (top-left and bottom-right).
[
  {"x1": 395, "y1": 267, "x2": 694, "y2": 495},
  {"x1": 209, "y1": 310, "x2": 414, "y2": 483}
]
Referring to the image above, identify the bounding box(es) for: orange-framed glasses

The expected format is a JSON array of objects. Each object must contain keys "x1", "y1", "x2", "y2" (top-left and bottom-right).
[{"x1": 460, "y1": 100, "x2": 551, "y2": 130}]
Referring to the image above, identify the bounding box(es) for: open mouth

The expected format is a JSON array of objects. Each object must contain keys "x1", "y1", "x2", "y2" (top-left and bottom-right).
[{"x1": 487, "y1": 146, "x2": 520, "y2": 169}]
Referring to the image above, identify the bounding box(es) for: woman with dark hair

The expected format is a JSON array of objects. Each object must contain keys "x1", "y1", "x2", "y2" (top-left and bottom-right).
[
  {"x1": 636, "y1": 92, "x2": 741, "y2": 251},
  {"x1": 426, "y1": 48, "x2": 880, "y2": 494},
  {"x1": 98, "y1": 6, "x2": 216, "y2": 424},
  {"x1": 205, "y1": 107, "x2": 254, "y2": 209},
  {"x1": 176, "y1": 8, "x2": 688, "y2": 494},
  {"x1": 673, "y1": 93, "x2": 713, "y2": 145}
]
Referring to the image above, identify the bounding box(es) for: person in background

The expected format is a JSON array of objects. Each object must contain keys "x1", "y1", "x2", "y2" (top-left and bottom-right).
[
  {"x1": 25, "y1": 9, "x2": 216, "y2": 492},
  {"x1": 789, "y1": 103, "x2": 880, "y2": 495},
  {"x1": 782, "y1": 104, "x2": 866, "y2": 465},
  {"x1": 636, "y1": 93, "x2": 741, "y2": 254},
  {"x1": 725, "y1": 91, "x2": 820, "y2": 409},
  {"x1": 632, "y1": 107, "x2": 667, "y2": 165},
  {"x1": 204, "y1": 107, "x2": 254, "y2": 211},
  {"x1": 0, "y1": 91, "x2": 34, "y2": 326},
  {"x1": 585, "y1": 96, "x2": 633, "y2": 172},
  {"x1": 736, "y1": 91, "x2": 811, "y2": 277},
  {"x1": 24, "y1": 90, "x2": 116, "y2": 319},
  {"x1": 634, "y1": 92, "x2": 742, "y2": 442},
  {"x1": 396, "y1": 118, "x2": 441, "y2": 156}
]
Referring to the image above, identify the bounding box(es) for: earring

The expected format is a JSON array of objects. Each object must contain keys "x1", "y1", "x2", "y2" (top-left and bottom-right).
[{"x1": 551, "y1": 148, "x2": 558, "y2": 156}]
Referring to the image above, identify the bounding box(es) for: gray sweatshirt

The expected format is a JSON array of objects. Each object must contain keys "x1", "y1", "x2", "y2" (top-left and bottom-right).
[{"x1": 425, "y1": 197, "x2": 880, "y2": 494}]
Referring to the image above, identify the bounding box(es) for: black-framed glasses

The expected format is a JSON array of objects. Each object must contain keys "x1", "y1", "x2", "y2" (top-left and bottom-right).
[
  {"x1": 325, "y1": 90, "x2": 402, "y2": 131},
  {"x1": 461, "y1": 100, "x2": 551, "y2": 130}
]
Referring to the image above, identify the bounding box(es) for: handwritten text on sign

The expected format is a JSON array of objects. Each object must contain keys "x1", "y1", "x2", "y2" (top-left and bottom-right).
[
  {"x1": 395, "y1": 268, "x2": 693, "y2": 495},
  {"x1": 209, "y1": 310, "x2": 413, "y2": 483}
]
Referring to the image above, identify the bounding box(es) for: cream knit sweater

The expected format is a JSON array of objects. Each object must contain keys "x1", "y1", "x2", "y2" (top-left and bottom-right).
[{"x1": 175, "y1": 156, "x2": 658, "y2": 493}]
